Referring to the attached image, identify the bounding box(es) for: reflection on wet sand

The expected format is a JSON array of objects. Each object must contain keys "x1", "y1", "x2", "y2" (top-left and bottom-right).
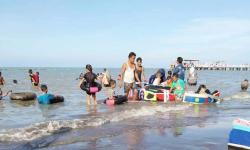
[
  {"x1": 10, "y1": 100, "x2": 36, "y2": 107},
  {"x1": 86, "y1": 105, "x2": 98, "y2": 115}
]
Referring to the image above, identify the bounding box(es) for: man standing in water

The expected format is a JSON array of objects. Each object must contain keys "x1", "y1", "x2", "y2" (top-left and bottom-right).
[
  {"x1": 173, "y1": 57, "x2": 185, "y2": 81},
  {"x1": 119, "y1": 52, "x2": 136, "y2": 99}
]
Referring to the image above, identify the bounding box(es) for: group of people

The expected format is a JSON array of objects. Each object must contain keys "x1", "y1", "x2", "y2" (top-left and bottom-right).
[
  {"x1": 77, "y1": 52, "x2": 188, "y2": 105},
  {"x1": 28, "y1": 69, "x2": 40, "y2": 86},
  {"x1": 0, "y1": 52, "x2": 249, "y2": 105}
]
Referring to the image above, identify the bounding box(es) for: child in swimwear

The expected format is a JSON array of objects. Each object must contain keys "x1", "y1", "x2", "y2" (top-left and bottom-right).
[
  {"x1": 107, "y1": 79, "x2": 116, "y2": 99},
  {"x1": 38, "y1": 84, "x2": 55, "y2": 104},
  {"x1": 79, "y1": 64, "x2": 99, "y2": 105},
  {"x1": 38, "y1": 84, "x2": 64, "y2": 104},
  {"x1": 33, "y1": 72, "x2": 40, "y2": 86}
]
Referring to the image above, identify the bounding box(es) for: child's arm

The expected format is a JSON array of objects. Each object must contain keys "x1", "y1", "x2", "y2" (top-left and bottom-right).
[{"x1": 79, "y1": 78, "x2": 86, "y2": 87}]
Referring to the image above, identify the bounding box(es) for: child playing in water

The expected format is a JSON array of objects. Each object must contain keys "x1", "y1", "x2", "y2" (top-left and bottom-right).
[
  {"x1": 33, "y1": 72, "x2": 40, "y2": 86},
  {"x1": 79, "y1": 64, "x2": 99, "y2": 105},
  {"x1": 165, "y1": 76, "x2": 173, "y2": 87},
  {"x1": 195, "y1": 84, "x2": 221, "y2": 102},
  {"x1": 241, "y1": 79, "x2": 249, "y2": 91},
  {"x1": 170, "y1": 73, "x2": 185, "y2": 101},
  {"x1": 38, "y1": 84, "x2": 64, "y2": 104},
  {"x1": 0, "y1": 88, "x2": 12, "y2": 100},
  {"x1": 107, "y1": 79, "x2": 117, "y2": 99},
  {"x1": 38, "y1": 84, "x2": 55, "y2": 104},
  {"x1": 104, "y1": 79, "x2": 128, "y2": 105},
  {"x1": 195, "y1": 84, "x2": 219, "y2": 96}
]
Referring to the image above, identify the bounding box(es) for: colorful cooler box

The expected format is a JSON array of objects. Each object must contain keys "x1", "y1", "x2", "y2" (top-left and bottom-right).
[
  {"x1": 143, "y1": 90, "x2": 175, "y2": 102},
  {"x1": 183, "y1": 93, "x2": 214, "y2": 104},
  {"x1": 228, "y1": 118, "x2": 250, "y2": 149}
]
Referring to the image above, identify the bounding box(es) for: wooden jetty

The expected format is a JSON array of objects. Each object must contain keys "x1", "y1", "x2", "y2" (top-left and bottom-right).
[{"x1": 172, "y1": 60, "x2": 250, "y2": 71}]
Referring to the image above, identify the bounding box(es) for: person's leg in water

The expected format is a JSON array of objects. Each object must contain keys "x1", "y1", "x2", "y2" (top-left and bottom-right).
[
  {"x1": 124, "y1": 83, "x2": 130, "y2": 98},
  {"x1": 92, "y1": 94, "x2": 97, "y2": 105},
  {"x1": 86, "y1": 93, "x2": 91, "y2": 105},
  {"x1": 133, "y1": 84, "x2": 140, "y2": 101},
  {"x1": 133, "y1": 89, "x2": 138, "y2": 100},
  {"x1": 124, "y1": 83, "x2": 134, "y2": 100}
]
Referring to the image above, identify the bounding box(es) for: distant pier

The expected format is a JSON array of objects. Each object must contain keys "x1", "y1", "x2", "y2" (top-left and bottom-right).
[
  {"x1": 174, "y1": 60, "x2": 250, "y2": 71},
  {"x1": 187, "y1": 65, "x2": 250, "y2": 71}
]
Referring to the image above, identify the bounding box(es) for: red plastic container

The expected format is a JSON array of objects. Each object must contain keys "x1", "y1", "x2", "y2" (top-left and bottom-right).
[
  {"x1": 169, "y1": 94, "x2": 175, "y2": 101},
  {"x1": 156, "y1": 93, "x2": 164, "y2": 101}
]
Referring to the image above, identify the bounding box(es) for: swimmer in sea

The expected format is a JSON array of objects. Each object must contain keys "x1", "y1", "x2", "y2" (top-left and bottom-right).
[{"x1": 241, "y1": 79, "x2": 249, "y2": 91}]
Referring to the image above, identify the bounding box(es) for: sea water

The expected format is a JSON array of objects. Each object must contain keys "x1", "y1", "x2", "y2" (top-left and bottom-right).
[{"x1": 0, "y1": 68, "x2": 249, "y2": 150}]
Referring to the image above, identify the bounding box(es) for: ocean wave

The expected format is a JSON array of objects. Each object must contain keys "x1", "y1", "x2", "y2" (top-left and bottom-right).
[
  {"x1": 0, "y1": 105, "x2": 189, "y2": 142},
  {"x1": 223, "y1": 92, "x2": 250, "y2": 100}
]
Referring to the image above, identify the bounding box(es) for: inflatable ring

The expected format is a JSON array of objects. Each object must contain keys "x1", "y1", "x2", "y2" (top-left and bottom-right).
[
  {"x1": 50, "y1": 95, "x2": 64, "y2": 104},
  {"x1": 104, "y1": 95, "x2": 128, "y2": 105},
  {"x1": 10, "y1": 92, "x2": 37, "y2": 101},
  {"x1": 80, "y1": 82, "x2": 102, "y2": 93}
]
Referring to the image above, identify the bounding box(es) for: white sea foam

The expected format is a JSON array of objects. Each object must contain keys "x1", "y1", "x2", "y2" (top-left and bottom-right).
[
  {"x1": 224, "y1": 92, "x2": 250, "y2": 100},
  {"x1": 0, "y1": 105, "x2": 188, "y2": 142}
]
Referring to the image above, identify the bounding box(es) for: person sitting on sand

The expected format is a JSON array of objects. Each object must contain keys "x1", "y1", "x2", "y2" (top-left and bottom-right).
[
  {"x1": 38, "y1": 84, "x2": 64, "y2": 104},
  {"x1": 0, "y1": 88, "x2": 12, "y2": 100},
  {"x1": 241, "y1": 79, "x2": 249, "y2": 91},
  {"x1": 170, "y1": 73, "x2": 185, "y2": 101},
  {"x1": 0, "y1": 72, "x2": 5, "y2": 86}
]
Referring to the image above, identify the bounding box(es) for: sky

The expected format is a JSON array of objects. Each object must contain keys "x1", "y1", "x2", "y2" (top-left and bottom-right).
[{"x1": 0, "y1": 0, "x2": 250, "y2": 67}]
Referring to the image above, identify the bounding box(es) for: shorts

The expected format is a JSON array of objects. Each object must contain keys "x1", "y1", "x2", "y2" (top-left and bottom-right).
[
  {"x1": 33, "y1": 82, "x2": 39, "y2": 86},
  {"x1": 86, "y1": 91, "x2": 96, "y2": 96},
  {"x1": 175, "y1": 93, "x2": 184, "y2": 100},
  {"x1": 135, "y1": 83, "x2": 142, "y2": 90},
  {"x1": 124, "y1": 82, "x2": 135, "y2": 94}
]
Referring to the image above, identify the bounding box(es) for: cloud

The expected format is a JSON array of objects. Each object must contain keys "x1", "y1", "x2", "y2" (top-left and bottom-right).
[{"x1": 161, "y1": 18, "x2": 250, "y2": 64}]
